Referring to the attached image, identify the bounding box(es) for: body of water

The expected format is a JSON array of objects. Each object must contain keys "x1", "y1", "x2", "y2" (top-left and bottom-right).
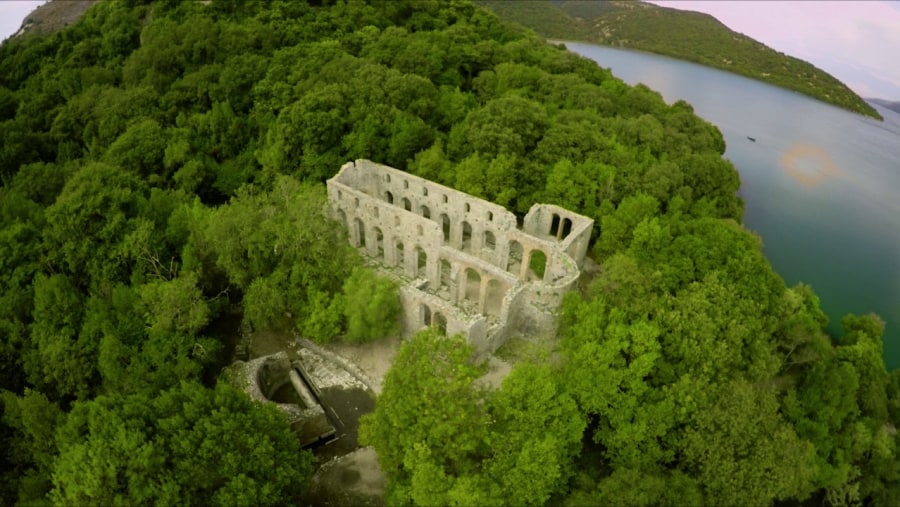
[{"x1": 564, "y1": 42, "x2": 900, "y2": 369}]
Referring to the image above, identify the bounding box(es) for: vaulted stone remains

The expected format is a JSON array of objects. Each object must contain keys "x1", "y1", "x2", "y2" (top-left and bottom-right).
[{"x1": 326, "y1": 160, "x2": 593, "y2": 353}]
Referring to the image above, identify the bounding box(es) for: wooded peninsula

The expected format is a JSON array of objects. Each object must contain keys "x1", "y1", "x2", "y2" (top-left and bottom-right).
[
  {"x1": 0, "y1": 1, "x2": 897, "y2": 506},
  {"x1": 477, "y1": 0, "x2": 883, "y2": 120}
]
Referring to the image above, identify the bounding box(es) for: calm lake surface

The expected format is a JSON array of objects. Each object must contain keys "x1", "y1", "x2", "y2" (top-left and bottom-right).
[{"x1": 564, "y1": 42, "x2": 900, "y2": 369}]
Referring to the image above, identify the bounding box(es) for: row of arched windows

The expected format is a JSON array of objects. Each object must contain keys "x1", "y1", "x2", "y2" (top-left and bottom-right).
[
  {"x1": 340, "y1": 206, "x2": 550, "y2": 284},
  {"x1": 549, "y1": 213, "x2": 574, "y2": 240},
  {"x1": 420, "y1": 304, "x2": 447, "y2": 334},
  {"x1": 383, "y1": 188, "x2": 498, "y2": 227}
]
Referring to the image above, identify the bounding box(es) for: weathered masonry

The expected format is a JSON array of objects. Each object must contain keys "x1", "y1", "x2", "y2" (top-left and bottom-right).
[{"x1": 326, "y1": 160, "x2": 593, "y2": 354}]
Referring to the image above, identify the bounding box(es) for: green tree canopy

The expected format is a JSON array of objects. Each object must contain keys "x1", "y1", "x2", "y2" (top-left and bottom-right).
[{"x1": 51, "y1": 381, "x2": 312, "y2": 507}]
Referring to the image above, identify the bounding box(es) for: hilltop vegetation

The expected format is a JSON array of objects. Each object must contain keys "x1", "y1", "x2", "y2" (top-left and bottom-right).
[
  {"x1": 0, "y1": 1, "x2": 897, "y2": 506},
  {"x1": 5, "y1": 0, "x2": 98, "y2": 40},
  {"x1": 477, "y1": 0, "x2": 883, "y2": 120}
]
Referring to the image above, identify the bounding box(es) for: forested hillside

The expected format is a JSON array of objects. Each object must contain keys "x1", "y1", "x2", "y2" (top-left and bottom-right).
[
  {"x1": 477, "y1": 0, "x2": 883, "y2": 120},
  {"x1": 0, "y1": 1, "x2": 897, "y2": 505}
]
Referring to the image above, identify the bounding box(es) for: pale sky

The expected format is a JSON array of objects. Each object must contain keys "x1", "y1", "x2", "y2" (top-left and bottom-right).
[
  {"x1": 2, "y1": 0, "x2": 899, "y2": 100},
  {"x1": 0, "y1": 0, "x2": 46, "y2": 42}
]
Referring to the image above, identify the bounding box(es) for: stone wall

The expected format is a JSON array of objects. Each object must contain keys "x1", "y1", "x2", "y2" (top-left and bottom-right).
[
  {"x1": 327, "y1": 160, "x2": 593, "y2": 353},
  {"x1": 233, "y1": 352, "x2": 335, "y2": 447}
]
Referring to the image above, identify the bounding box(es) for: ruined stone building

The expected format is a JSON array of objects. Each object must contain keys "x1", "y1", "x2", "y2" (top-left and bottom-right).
[{"x1": 326, "y1": 160, "x2": 593, "y2": 354}]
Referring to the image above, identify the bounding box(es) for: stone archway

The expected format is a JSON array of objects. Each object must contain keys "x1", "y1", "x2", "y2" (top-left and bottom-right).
[
  {"x1": 507, "y1": 240, "x2": 523, "y2": 275},
  {"x1": 439, "y1": 258, "x2": 452, "y2": 299},
  {"x1": 415, "y1": 247, "x2": 427, "y2": 278},
  {"x1": 395, "y1": 240, "x2": 405, "y2": 271},
  {"x1": 354, "y1": 218, "x2": 366, "y2": 248},
  {"x1": 463, "y1": 268, "x2": 481, "y2": 304},
  {"x1": 483, "y1": 230, "x2": 496, "y2": 250},
  {"x1": 462, "y1": 221, "x2": 473, "y2": 252},
  {"x1": 528, "y1": 249, "x2": 547, "y2": 281},
  {"x1": 561, "y1": 217, "x2": 573, "y2": 239},
  {"x1": 433, "y1": 312, "x2": 447, "y2": 334},
  {"x1": 421, "y1": 303, "x2": 432, "y2": 327},
  {"x1": 484, "y1": 278, "x2": 505, "y2": 318},
  {"x1": 440, "y1": 214, "x2": 451, "y2": 243},
  {"x1": 373, "y1": 227, "x2": 384, "y2": 260},
  {"x1": 337, "y1": 209, "x2": 347, "y2": 236}
]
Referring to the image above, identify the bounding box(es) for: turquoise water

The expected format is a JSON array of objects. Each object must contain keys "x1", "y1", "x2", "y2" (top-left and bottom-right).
[{"x1": 565, "y1": 42, "x2": 900, "y2": 369}]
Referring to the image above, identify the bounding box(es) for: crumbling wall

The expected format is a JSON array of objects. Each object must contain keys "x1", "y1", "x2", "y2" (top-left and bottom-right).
[
  {"x1": 230, "y1": 352, "x2": 334, "y2": 447},
  {"x1": 247, "y1": 352, "x2": 293, "y2": 402},
  {"x1": 326, "y1": 160, "x2": 593, "y2": 351}
]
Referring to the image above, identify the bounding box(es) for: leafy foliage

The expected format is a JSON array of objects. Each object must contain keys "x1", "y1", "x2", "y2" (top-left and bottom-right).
[
  {"x1": 360, "y1": 330, "x2": 583, "y2": 506},
  {"x1": 50, "y1": 381, "x2": 311, "y2": 506},
  {"x1": 341, "y1": 268, "x2": 402, "y2": 343},
  {"x1": 0, "y1": 0, "x2": 895, "y2": 505},
  {"x1": 188, "y1": 175, "x2": 362, "y2": 340}
]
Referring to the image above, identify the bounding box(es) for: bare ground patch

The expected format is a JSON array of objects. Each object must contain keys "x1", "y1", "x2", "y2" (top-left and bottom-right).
[{"x1": 323, "y1": 334, "x2": 402, "y2": 395}]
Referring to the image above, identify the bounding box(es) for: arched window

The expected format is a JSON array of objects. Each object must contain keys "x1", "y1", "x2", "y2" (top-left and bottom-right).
[
  {"x1": 373, "y1": 227, "x2": 384, "y2": 259},
  {"x1": 402, "y1": 197, "x2": 412, "y2": 211},
  {"x1": 483, "y1": 230, "x2": 496, "y2": 250},
  {"x1": 464, "y1": 268, "x2": 481, "y2": 303},
  {"x1": 439, "y1": 258, "x2": 452, "y2": 295},
  {"x1": 421, "y1": 205, "x2": 431, "y2": 219},
  {"x1": 485, "y1": 279, "x2": 504, "y2": 317},
  {"x1": 529, "y1": 249, "x2": 547, "y2": 280},
  {"x1": 355, "y1": 218, "x2": 366, "y2": 248},
  {"x1": 550, "y1": 213, "x2": 561, "y2": 237},
  {"x1": 440, "y1": 214, "x2": 451, "y2": 243},
  {"x1": 507, "y1": 240, "x2": 523, "y2": 274},
  {"x1": 421, "y1": 304, "x2": 432, "y2": 327},
  {"x1": 385, "y1": 191, "x2": 394, "y2": 204},
  {"x1": 395, "y1": 241, "x2": 405, "y2": 269},
  {"x1": 416, "y1": 247, "x2": 427, "y2": 276},
  {"x1": 461, "y1": 221, "x2": 473, "y2": 251},
  {"x1": 561, "y1": 218, "x2": 573, "y2": 239},
  {"x1": 433, "y1": 312, "x2": 447, "y2": 334},
  {"x1": 337, "y1": 209, "x2": 347, "y2": 230}
]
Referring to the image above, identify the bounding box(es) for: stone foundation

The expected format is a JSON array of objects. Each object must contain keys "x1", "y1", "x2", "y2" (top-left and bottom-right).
[{"x1": 231, "y1": 352, "x2": 335, "y2": 447}]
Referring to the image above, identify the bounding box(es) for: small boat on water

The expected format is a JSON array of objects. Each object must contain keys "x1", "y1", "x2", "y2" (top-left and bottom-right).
[{"x1": 747, "y1": 136, "x2": 756, "y2": 142}]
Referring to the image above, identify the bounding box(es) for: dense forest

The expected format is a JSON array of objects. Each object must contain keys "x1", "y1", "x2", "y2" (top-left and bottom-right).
[
  {"x1": 0, "y1": 0, "x2": 897, "y2": 505},
  {"x1": 477, "y1": 0, "x2": 883, "y2": 120}
]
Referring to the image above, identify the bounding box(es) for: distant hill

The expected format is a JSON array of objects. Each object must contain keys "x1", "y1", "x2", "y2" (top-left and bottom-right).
[
  {"x1": 868, "y1": 98, "x2": 900, "y2": 115},
  {"x1": 476, "y1": 0, "x2": 882, "y2": 120},
  {"x1": 6, "y1": 0, "x2": 98, "y2": 40}
]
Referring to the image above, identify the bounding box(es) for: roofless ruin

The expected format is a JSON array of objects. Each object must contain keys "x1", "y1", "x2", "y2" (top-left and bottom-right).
[{"x1": 327, "y1": 160, "x2": 593, "y2": 353}]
